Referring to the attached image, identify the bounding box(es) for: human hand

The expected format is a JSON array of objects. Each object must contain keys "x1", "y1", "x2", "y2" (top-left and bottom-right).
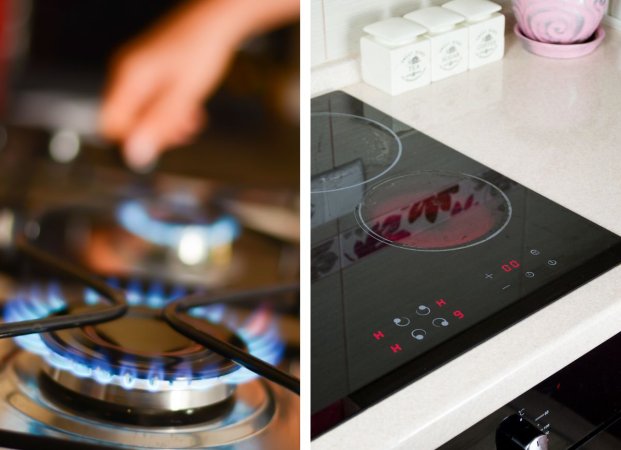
[{"x1": 99, "y1": 0, "x2": 299, "y2": 171}]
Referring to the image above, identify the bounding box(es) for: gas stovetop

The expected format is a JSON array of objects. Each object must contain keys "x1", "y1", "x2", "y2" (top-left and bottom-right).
[
  {"x1": 311, "y1": 91, "x2": 621, "y2": 437},
  {"x1": 0, "y1": 126, "x2": 300, "y2": 449}
]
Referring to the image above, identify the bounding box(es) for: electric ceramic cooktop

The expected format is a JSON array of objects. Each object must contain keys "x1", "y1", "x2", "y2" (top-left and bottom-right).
[{"x1": 310, "y1": 91, "x2": 621, "y2": 437}]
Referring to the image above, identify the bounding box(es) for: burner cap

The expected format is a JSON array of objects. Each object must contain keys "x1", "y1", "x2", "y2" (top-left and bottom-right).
[
  {"x1": 39, "y1": 306, "x2": 243, "y2": 413},
  {"x1": 311, "y1": 112, "x2": 402, "y2": 193},
  {"x1": 356, "y1": 171, "x2": 512, "y2": 252}
]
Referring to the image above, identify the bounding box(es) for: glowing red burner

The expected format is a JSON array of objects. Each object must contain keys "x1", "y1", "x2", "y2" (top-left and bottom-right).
[{"x1": 356, "y1": 171, "x2": 512, "y2": 252}]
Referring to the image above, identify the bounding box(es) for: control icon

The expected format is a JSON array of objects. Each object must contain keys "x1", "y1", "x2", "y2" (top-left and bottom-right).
[
  {"x1": 547, "y1": 259, "x2": 557, "y2": 266},
  {"x1": 416, "y1": 305, "x2": 431, "y2": 316},
  {"x1": 393, "y1": 317, "x2": 411, "y2": 327},
  {"x1": 484, "y1": 273, "x2": 494, "y2": 279},
  {"x1": 530, "y1": 249, "x2": 540, "y2": 256},
  {"x1": 432, "y1": 317, "x2": 449, "y2": 327},
  {"x1": 411, "y1": 329, "x2": 427, "y2": 341},
  {"x1": 525, "y1": 271, "x2": 535, "y2": 278}
]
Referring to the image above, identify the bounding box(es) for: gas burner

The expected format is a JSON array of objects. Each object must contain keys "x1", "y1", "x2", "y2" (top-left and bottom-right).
[
  {"x1": 356, "y1": 171, "x2": 512, "y2": 252},
  {"x1": 40, "y1": 305, "x2": 240, "y2": 417},
  {"x1": 311, "y1": 112, "x2": 402, "y2": 193},
  {"x1": 4, "y1": 279, "x2": 287, "y2": 419},
  {"x1": 116, "y1": 199, "x2": 240, "y2": 264},
  {"x1": 6, "y1": 352, "x2": 283, "y2": 446}
]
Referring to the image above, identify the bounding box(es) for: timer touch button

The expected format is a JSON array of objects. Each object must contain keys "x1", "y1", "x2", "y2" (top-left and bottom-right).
[
  {"x1": 530, "y1": 249, "x2": 540, "y2": 256},
  {"x1": 547, "y1": 259, "x2": 557, "y2": 266},
  {"x1": 525, "y1": 272, "x2": 535, "y2": 278}
]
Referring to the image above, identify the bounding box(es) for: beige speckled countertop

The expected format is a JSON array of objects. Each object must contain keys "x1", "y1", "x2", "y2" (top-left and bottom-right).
[{"x1": 313, "y1": 25, "x2": 621, "y2": 450}]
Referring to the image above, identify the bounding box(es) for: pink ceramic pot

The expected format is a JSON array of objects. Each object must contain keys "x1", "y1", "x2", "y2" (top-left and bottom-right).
[{"x1": 513, "y1": 0, "x2": 608, "y2": 44}]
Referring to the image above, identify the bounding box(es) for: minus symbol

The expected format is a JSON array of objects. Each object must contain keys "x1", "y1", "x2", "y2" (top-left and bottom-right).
[
  {"x1": 535, "y1": 410, "x2": 550, "y2": 422},
  {"x1": 502, "y1": 284, "x2": 511, "y2": 290}
]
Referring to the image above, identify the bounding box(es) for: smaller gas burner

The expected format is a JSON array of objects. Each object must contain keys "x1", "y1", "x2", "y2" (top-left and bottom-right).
[
  {"x1": 356, "y1": 171, "x2": 512, "y2": 252},
  {"x1": 116, "y1": 199, "x2": 240, "y2": 265}
]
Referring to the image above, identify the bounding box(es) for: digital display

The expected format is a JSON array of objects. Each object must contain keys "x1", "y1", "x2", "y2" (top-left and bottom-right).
[{"x1": 500, "y1": 260, "x2": 521, "y2": 272}]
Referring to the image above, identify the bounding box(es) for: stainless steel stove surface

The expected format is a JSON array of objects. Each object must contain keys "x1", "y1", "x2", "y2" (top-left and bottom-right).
[{"x1": 0, "y1": 125, "x2": 300, "y2": 449}]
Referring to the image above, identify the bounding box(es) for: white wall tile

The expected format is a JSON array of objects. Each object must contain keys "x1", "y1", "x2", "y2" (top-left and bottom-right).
[
  {"x1": 611, "y1": 0, "x2": 621, "y2": 19},
  {"x1": 312, "y1": 0, "x2": 327, "y2": 66}
]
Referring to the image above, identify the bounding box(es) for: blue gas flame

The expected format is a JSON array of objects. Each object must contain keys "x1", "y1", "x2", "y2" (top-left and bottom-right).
[
  {"x1": 116, "y1": 199, "x2": 241, "y2": 248},
  {"x1": 3, "y1": 280, "x2": 285, "y2": 390}
]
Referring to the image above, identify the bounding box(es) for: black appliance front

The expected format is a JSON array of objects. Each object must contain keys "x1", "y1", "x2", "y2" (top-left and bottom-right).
[
  {"x1": 439, "y1": 329, "x2": 621, "y2": 449},
  {"x1": 310, "y1": 91, "x2": 621, "y2": 437}
]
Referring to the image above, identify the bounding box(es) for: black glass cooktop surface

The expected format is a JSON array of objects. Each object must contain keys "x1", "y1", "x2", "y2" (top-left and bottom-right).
[{"x1": 311, "y1": 91, "x2": 621, "y2": 437}]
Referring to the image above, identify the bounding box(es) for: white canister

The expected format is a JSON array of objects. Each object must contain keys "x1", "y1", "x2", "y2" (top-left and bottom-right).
[
  {"x1": 443, "y1": 0, "x2": 504, "y2": 69},
  {"x1": 360, "y1": 18, "x2": 431, "y2": 95},
  {"x1": 404, "y1": 7, "x2": 468, "y2": 82}
]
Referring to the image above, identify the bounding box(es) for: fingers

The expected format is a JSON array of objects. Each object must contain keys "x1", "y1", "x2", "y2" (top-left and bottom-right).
[
  {"x1": 99, "y1": 48, "x2": 162, "y2": 142},
  {"x1": 100, "y1": 49, "x2": 206, "y2": 171},
  {"x1": 122, "y1": 87, "x2": 205, "y2": 171},
  {"x1": 98, "y1": 0, "x2": 248, "y2": 171}
]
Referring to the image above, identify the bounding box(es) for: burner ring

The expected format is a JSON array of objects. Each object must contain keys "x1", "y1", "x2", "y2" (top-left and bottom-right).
[
  {"x1": 10, "y1": 353, "x2": 284, "y2": 443},
  {"x1": 311, "y1": 112, "x2": 403, "y2": 193},
  {"x1": 41, "y1": 367, "x2": 234, "y2": 415},
  {"x1": 355, "y1": 171, "x2": 512, "y2": 252}
]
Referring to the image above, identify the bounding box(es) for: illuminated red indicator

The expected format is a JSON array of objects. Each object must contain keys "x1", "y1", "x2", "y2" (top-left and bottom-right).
[
  {"x1": 453, "y1": 310, "x2": 465, "y2": 319},
  {"x1": 501, "y1": 260, "x2": 521, "y2": 272},
  {"x1": 373, "y1": 331, "x2": 385, "y2": 340},
  {"x1": 436, "y1": 298, "x2": 446, "y2": 307},
  {"x1": 390, "y1": 344, "x2": 402, "y2": 353}
]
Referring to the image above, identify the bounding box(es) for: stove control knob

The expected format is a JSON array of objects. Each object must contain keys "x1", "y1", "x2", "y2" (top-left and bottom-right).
[{"x1": 496, "y1": 414, "x2": 548, "y2": 450}]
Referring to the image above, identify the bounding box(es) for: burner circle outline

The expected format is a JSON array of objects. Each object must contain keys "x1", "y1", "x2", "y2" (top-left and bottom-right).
[{"x1": 311, "y1": 112, "x2": 403, "y2": 194}]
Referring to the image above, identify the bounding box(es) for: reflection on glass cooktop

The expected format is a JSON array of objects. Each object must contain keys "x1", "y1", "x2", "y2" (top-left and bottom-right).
[{"x1": 311, "y1": 91, "x2": 621, "y2": 437}]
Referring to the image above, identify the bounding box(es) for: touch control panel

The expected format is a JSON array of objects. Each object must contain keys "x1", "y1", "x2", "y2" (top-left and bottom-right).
[
  {"x1": 372, "y1": 298, "x2": 465, "y2": 355},
  {"x1": 484, "y1": 249, "x2": 560, "y2": 293}
]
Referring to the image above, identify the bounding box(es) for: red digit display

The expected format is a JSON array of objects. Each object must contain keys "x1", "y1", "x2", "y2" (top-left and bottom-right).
[
  {"x1": 501, "y1": 259, "x2": 520, "y2": 272},
  {"x1": 453, "y1": 310, "x2": 464, "y2": 319}
]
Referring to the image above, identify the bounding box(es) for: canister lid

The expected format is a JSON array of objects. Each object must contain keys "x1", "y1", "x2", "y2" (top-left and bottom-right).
[
  {"x1": 443, "y1": 0, "x2": 502, "y2": 22},
  {"x1": 404, "y1": 7, "x2": 465, "y2": 34},
  {"x1": 363, "y1": 17, "x2": 428, "y2": 46}
]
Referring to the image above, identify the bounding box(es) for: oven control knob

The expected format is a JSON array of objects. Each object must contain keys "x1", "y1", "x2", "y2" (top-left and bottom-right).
[{"x1": 496, "y1": 414, "x2": 548, "y2": 450}]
